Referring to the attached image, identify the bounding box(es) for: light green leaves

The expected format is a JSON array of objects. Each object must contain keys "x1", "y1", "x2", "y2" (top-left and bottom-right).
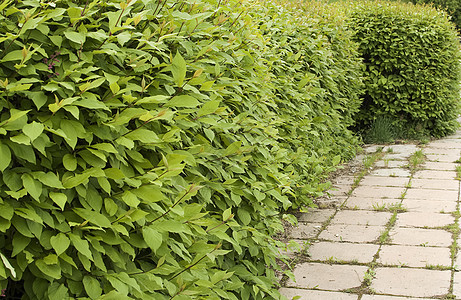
[
  {"x1": 0, "y1": 142, "x2": 10, "y2": 172},
  {"x1": 49, "y1": 192, "x2": 67, "y2": 210},
  {"x1": 83, "y1": 276, "x2": 102, "y2": 299},
  {"x1": 142, "y1": 226, "x2": 162, "y2": 253},
  {"x1": 64, "y1": 31, "x2": 86, "y2": 44},
  {"x1": 23, "y1": 122, "x2": 44, "y2": 142},
  {"x1": 171, "y1": 51, "x2": 187, "y2": 87},
  {"x1": 50, "y1": 233, "x2": 70, "y2": 256},
  {"x1": 165, "y1": 95, "x2": 200, "y2": 108}
]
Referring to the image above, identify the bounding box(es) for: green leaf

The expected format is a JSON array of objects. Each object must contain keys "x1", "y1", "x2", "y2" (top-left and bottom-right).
[
  {"x1": 0, "y1": 142, "x2": 11, "y2": 172},
  {"x1": 165, "y1": 95, "x2": 200, "y2": 108},
  {"x1": 63, "y1": 154, "x2": 77, "y2": 171},
  {"x1": 197, "y1": 100, "x2": 220, "y2": 117},
  {"x1": 21, "y1": 173, "x2": 42, "y2": 201},
  {"x1": 50, "y1": 233, "x2": 70, "y2": 256},
  {"x1": 171, "y1": 51, "x2": 187, "y2": 87},
  {"x1": 121, "y1": 191, "x2": 140, "y2": 207},
  {"x1": 64, "y1": 31, "x2": 86, "y2": 44},
  {"x1": 69, "y1": 233, "x2": 93, "y2": 261},
  {"x1": 12, "y1": 233, "x2": 30, "y2": 257},
  {"x1": 49, "y1": 192, "x2": 67, "y2": 210},
  {"x1": 73, "y1": 208, "x2": 112, "y2": 228},
  {"x1": 224, "y1": 141, "x2": 242, "y2": 156},
  {"x1": 142, "y1": 226, "x2": 163, "y2": 253},
  {"x1": 83, "y1": 276, "x2": 102, "y2": 299},
  {"x1": 34, "y1": 172, "x2": 63, "y2": 189},
  {"x1": 125, "y1": 129, "x2": 161, "y2": 144},
  {"x1": 0, "y1": 252, "x2": 16, "y2": 278},
  {"x1": 23, "y1": 122, "x2": 44, "y2": 142},
  {"x1": 35, "y1": 259, "x2": 61, "y2": 279}
]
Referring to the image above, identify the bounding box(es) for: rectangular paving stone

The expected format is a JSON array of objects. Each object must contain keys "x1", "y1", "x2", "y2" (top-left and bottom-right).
[
  {"x1": 422, "y1": 161, "x2": 458, "y2": 171},
  {"x1": 331, "y1": 210, "x2": 391, "y2": 226},
  {"x1": 424, "y1": 147, "x2": 456, "y2": 155},
  {"x1": 370, "y1": 169, "x2": 411, "y2": 177},
  {"x1": 362, "y1": 295, "x2": 434, "y2": 300},
  {"x1": 319, "y1": 224, "x2": 384, "y2": 243},
  {"x1": 413, "y1": 170, "x2": 458, "y2": 179},
  {"x1": 285, "y1": 262, "x2": 367, "y2": 291},
  {"x1": 409, "y1": 178, "x2": 459, "y2": 191},
  {"x1": 333, "y1": 176, "x2": 356, "y2": 186},
  {"x1": 402, "y1": 199, "x2": 457, "y2": 213},
  {"x1": 395, "y1": 212, "x2": 454, "y2": 228},
  {"x1": 297, "y1": 209, "x2": 335, "y2": 223},
  {"x1": 345, "y1": 197, "x2": 402, "y2": 211},
  {"x1": 388, "y1": 227, "x2": 452, "y2": 247},
  {"x1": 374, "y1": 160, "x2": 408, "y2": 168},
  {"x1": 279, "y1": 288, "x2": 358, "y2": 300},
  {"x1": 383, "y1": 153, "x2": 413, "y2": 160},
  {"x1": 278, "y1": 239, "x2": 307, "y2": 257},
  {"x1": 360, "y1": 176, "x2": 409, "y2": 187},
  {"x1": 371, "y1": 267, "x2": 450, "y2": 298},
  {"x1": 426, "y1": 140, "x2": 461, "y2": 148},
  {"x1": 352, "y1": 186, "x2": 406, "y2": 199},
  {"x1": 378, "y1": 245, "x2": 451, "y2": 268},
  {"x1": 425, "y1": 154, "x2": 460, "y2": 163},
  {"x1": 404, "y1": 188, "x2": 458, "y2": 201},
  {"x1": 329, "y1": 184, "x2": 352, "y2": 196},
  {"x1": 289, "y1": 223, "x2": 322, "y2": 239},
  {"x1": 452, "y1": 271, "x2": 461, "y2": 299},
  {"x1": 308, "y1": 241, "x2": 379, "y2": 264}
]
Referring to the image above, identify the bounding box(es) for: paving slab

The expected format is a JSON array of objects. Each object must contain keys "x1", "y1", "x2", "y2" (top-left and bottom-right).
[
  {"x1": 377, "y1": 245, "x2": 451, "y2": 267},
  {"x1": 319, "y1": 224, "x2": 384, "y2": 243},
  {"x1": 285, "y1": 263, "x2": 367, "y2": 291},
  {"x1": 333, "y1": 176, "x2": 356, "y2": 186},
  {"x1": 329, "y1": 184, "x2": 352, "y2": 196},
  {"x1": 360, "y1": 176, "x2": 409, "y2": 187},
  {"x1": 279, "y1": 288, "x2": 358, "y2": 300},
  {"x1": 388, "y1": 227, "x2": 452, "y2": 247},
  {"x1": 374, "y1": 160, "x2": 408, "y2": 168},
  {"x1": 413, "y1": 170, "x2": 458, "y2": 179},
  {"x1": 331, "y1": 210, "x2": 391, "y2": 226},
  {"x1": 426, "y1": 140, "x2": 461, "y2": 148},
  {"x1": 425, "y1": 154, "x2": 460, "y2": 163},
  {"x1": 308, "y1": 241, "x2": 378, "y2": 263},
  {"x1": 402, "y1": 199, "x2": 457, "y2": 213},
  {"x1": 352, "y1": 186, "x2": 406, "y2": 199},
  {"x1": 383, "y1": 145, "x2": 419, "y2": 154},
  {"x1": 452, "y1": 271, "x2": 461, "y2": 299},
  {"x1": 345, "y1": 197, "x2": 401, "y2": 210},
  {"x1": 382, "y1": 153, "x2": 413, "y2": 160},
  {"x1": 371, "y1": 267, "x2": 451, "y2": 297},
  {"x1": 395, "y1": 212, "x2": 454, "y2": 228},
  {"x1": 409, "y1": 178, "x2": 459, "y2": 190},
  {"x1": 421, "y1": 161, "x2": 458, "y2": 171},
  {"x1": 297, "y1": 209, "x2": 336, "y2": 223},
  {"x1": 289, "y1": 223, "x2": 322, "y2": 239},
  {"x1": 361, "y1": 295, "x2": 433, "y2": 300},
  {"x1": 404, "y1": 188, "x2": 458, "y2": 201},
  {"x1": 370, "y1": 168, "x2": 411, "y2": 177},
  {"x1": 278, "y1": 239, "x2": 307, "y2": 257}
]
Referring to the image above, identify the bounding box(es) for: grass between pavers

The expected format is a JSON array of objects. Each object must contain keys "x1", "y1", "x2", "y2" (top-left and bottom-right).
[{"x1": 347, "y1": 148, "x2": 384, "y2": 195}]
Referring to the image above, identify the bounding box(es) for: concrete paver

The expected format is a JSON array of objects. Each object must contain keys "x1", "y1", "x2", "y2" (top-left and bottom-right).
[
  {"x1": 319, "y1": 224, "x2": 384, "y2": 243},
  {"x1": 401, "y1": 199, "x2": 457, "y2": 213},
  {"x1": 361, "y1": 295, "x2": 433, "y2": 300},
  {"x1": 421, "y1": 161, "x2": 458, "y2": 171},
  {"x1": 297, "y1": 209, "x2": 335, "y2": 223},
  {"x1": 413, "y1": 169, "x2": 458, "y2": 179},
  {"x1": 360, "y1": 176, "x2": 409, "y2": 187},
  {"x1": 405, "y1": 188, "x2": 459, "y2": 201},
  {"x1": 331, "y1": 210, "x2": 392, "y2": 226},
  {"x1": 425, "y1": 154, "x2": 459, "y2": 163},
  {"x1": 374, "y1": 160, "x2": 408, "y2": 168},
  {"x1": 409, "y1": 178, "x2": 459, "y2": 190},
  {"x1": 352, "y1": 186, "x2": 406, "y2": 199},
  {"x1": 279, "y1": 288, "x2": 358, "y2": 300},
  {"x1": 452, "y1": 272, "x2": 461, "y2": 299},
  {"x1": 308, "y1": 241, "x2": 379, "y2": 263},
  {"x1": 388, "y1": 227, "x2": 452, "y2": 247},
  {"x1": 289, "y1": 223, "x2": 322, "y2": 239},
  {"x1": 345, "y1": 197, "x2": 402, "y2": 210},
  {"x1": 285, "y1": 263, "x2": 367, "y2": 291},
  {"x1": 395, "y1": 212, "x2": 454, "y2": 228},
  {"x1": 378, "y1": 245, "x2": 451, "y2": 267},
  {"x1": 371, "y1": 267, "x2": 451, "y2": 297},
  {"x1": 370, "y1": 168, "x2": 411, "y2": 177}
]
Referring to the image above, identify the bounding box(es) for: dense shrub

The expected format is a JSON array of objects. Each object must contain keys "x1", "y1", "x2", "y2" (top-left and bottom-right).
[
  {"x1": 349, "y1": 0, "x2": 461, "y2": 137},
  {"x1": 401, "y1": 0, "x2": 461, "y2": 31},
  {"x1": 0, "y1": 0, "x2": 361, "y2": 298}
]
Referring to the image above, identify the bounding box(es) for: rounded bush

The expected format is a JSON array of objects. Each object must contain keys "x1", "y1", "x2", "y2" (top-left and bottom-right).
[{"x1": 350, "y1": 0, "x2": 461, "y2": 137}]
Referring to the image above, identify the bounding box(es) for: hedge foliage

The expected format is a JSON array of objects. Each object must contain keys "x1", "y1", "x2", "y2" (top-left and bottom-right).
[
  {"x1": 406, "y1": 0, "x2": 461, "y2": 30},
  {"x1": 349, "y1": 0, "x2": 461, "y2": 137},
  {"x1": 0, "y1": 0, "x2": 363, "y2": 299}
]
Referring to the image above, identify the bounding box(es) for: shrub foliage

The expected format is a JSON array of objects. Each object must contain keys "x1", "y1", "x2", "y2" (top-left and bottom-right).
[
  {"x1": 0, "y1": 0, "x2": 362, "y2": 299},
  {"x1": 349, "y1": 0, "x2": 461, "y2": 137}
]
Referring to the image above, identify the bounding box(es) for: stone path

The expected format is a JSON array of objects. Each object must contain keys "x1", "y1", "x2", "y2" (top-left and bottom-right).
[{"x1": 280, "y1": 130, "x2": 461, "y2": 299}]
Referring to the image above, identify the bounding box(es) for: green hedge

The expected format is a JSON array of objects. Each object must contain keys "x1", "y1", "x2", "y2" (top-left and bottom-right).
[
  {"x1": 403, "y1": 0, "x2": 461, "y2": 31},
  {"x1": 0, "y1": 0, "x2": 362, "y2": 299},
  {"x1": 349, "y1": 0, "x2": 461, "y2": 137}
]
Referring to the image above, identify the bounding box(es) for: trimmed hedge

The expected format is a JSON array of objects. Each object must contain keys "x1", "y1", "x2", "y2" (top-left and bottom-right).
[
  {"x1": 0, "y1": 0, "x2": 362, "y2": 299},
  {"x1": 349, "y1": 0, "x2": 461, "y2": 137}
]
